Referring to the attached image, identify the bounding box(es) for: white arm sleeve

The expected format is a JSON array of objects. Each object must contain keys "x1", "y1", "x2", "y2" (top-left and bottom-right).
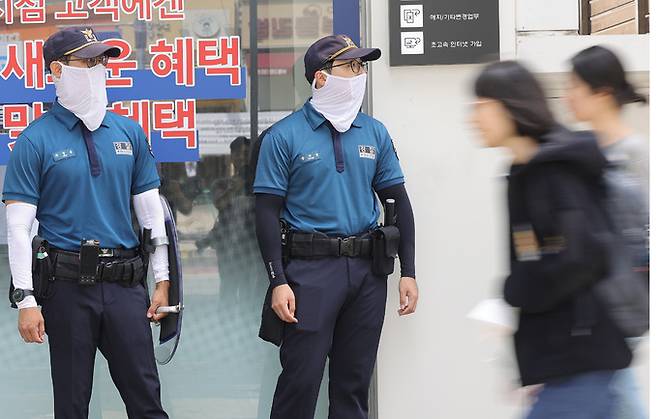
[
  {"x1": 7, "y1": 202, "x2": 37, "y2": 309},
  {"x1": 132, "y1": 189, "x2": 170, "y2": 282}
]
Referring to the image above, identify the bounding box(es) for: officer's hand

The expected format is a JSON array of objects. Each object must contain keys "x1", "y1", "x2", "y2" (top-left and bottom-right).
[
  {"x1": 271, "y1": 284, "x2": 298, "y2": 324},
  {"x1": 398, "y1": 277, "x2": 419, "y2": 316},
  {"x1": 148, "y1": 281, "x2": 170, "y2": 322},
  {"x1": 18, "y1": 307, "x2": 45, "y2": 344}
]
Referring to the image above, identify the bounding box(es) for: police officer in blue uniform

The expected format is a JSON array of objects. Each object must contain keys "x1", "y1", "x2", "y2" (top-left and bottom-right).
[
  {"x1": 254, "y1": 35, "x2": 419, "y2": 419},
  {"x1": 3, "y1": 27, "x2": 170, "y2": 418}
]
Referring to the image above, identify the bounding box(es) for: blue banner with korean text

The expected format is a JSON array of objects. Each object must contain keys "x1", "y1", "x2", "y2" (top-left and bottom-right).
[{"x1": 0, "y1": 26, "x2": 247, "y2": 164}]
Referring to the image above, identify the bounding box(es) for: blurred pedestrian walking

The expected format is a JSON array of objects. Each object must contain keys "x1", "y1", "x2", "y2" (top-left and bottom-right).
[
  {"x1": 567, "y1": 45, "x2": 649, "y2": 419},
  {"x1": 471, "y1": 60, "x2": 632, "y2": 419}
]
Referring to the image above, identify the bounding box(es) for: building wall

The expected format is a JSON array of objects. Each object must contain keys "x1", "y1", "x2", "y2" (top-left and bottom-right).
[{"x1": 369, "y1": 1, "x2": 650, "y2": 418}]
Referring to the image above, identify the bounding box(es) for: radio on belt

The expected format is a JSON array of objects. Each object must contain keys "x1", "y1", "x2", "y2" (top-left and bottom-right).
[{"x1": 79, "y1": 239, "x2": 101, "y2": 285}]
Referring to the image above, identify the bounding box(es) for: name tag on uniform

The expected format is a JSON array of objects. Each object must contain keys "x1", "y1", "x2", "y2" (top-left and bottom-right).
[
  {"x1": 52, "y1": 149, "x2": 76, "y2": 162},
  {"x1": 300, "y1": 152, "x2": 320, "y2": 162},
  {"x1": 359, "y1": 145, "x2": 376, "y2": 160},
  {"x1": 113, "y1": 142, "x2": 133, "y2": 156}
]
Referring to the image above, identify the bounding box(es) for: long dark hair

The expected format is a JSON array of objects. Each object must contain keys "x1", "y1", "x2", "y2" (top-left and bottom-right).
[
  {"x1": 474, "y1": 61, "x2": 557, "y2": 140},
  {"x1": 571, "y1": 46, "x2": 647, "y2": 106}
]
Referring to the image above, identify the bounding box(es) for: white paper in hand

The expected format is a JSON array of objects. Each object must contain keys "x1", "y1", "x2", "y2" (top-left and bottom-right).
[{"x1": 467, "y1": 298, "x2": 518, "y2": 332}]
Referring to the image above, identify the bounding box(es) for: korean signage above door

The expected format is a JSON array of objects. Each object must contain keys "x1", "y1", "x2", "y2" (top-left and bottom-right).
[
  {"x1": 0, "y1": 1, "x2": 248, "y2": 164},
  {"x1": 389, "y1": 0, "x2": 500, "y2": 66}
]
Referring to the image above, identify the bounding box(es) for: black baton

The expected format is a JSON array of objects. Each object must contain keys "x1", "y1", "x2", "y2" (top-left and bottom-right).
[{"x1": 384, "y1": 199, "x2": 396, "y2": 226}]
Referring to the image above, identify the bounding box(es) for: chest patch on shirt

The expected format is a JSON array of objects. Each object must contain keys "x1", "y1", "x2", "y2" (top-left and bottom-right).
[
  {"x1": 512, "y1": 224, "x2": 541, "y2": 262},
  {"x1": 358, "y1": 145, "x2": 377, "y2": 160},
  {"x1": 52, "y1": 149, "x2": 76, "y2": 162},
  {"x1": 113, "y1": 142, "x2": 133, "y2": 156},
  {"x1": 300, "y1": 152, "x2": 321, "y2": 162}
]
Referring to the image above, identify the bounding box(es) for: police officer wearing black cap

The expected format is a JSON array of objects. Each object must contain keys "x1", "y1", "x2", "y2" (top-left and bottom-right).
[
  {"x1": 254, "y1": 35, "x2": 418, "y2": 419},
  {"x1": 3, "y1": 27, "x2": 170, "y2": 418}
]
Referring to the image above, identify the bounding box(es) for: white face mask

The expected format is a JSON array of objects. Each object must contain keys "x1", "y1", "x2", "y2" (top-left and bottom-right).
[
  {"x1": 310, "y1": 72, "x2": 367, "y2": 133},
  {"x1": 54, "y1": 63, "x2": 108, "y2": 131}
]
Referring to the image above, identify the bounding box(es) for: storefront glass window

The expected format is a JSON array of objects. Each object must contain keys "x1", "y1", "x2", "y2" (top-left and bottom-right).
[{"x1": 0, "y1": 1, "x2": 352, "y2": 417}]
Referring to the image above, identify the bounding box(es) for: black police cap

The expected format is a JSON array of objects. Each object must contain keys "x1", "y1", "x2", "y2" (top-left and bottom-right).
[
  {"x1": 43, "y1": 27, "x2": 121, "y2": 69},
  {"x1": 304, "y1": 35, "x2": 381, "y2": 84}
]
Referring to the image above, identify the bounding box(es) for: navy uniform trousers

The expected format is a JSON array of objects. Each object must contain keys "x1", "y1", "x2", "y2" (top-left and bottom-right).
[
  {"x1": 270, "y1": 256, "x2": 387, "y2": 419},
  {"x1": 42, "y1": 278, "x2": 168, "y2": 419}
]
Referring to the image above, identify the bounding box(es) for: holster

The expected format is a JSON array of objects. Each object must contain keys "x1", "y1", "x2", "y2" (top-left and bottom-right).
[
  {"x1": 9, "y1": 236, "x2": 55, "y2": 309},
  {"x1": 371, "y1": 225, "x2": 400, "y2": 276},
  {"x1": 259, "y1": 222, "x2": 289, "y2": 346},
  {"x1": 139, "y1": 228, "x2": 154, "y2": 284},
  {"x1": 258, "y1": 285, "x2": 284, "y2": 346},
  {"x1": 280, "y1": 220, "x2": 291, "y2": 264}
]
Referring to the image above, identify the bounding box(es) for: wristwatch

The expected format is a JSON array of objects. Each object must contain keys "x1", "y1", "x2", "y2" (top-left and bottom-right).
[{"x1": 11, "y1": 289, "x2": 34, "y2": 304}]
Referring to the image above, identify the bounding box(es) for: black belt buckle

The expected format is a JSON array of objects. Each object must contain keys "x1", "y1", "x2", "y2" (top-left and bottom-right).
[
  {"x1": 99, "y1": 248, "x2": 114, "y2": 258},
  {"x1": 339, "y1": 237, "x2": 357, "y2": 257}
]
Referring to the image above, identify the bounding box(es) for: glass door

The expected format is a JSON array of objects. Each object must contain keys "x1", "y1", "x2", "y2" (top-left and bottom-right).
[{"x1": 0, "y1": 0, "x2": 362, "y2": 418}]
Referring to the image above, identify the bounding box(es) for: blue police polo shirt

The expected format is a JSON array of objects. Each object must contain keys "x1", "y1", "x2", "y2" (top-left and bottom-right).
[
  {"x1": 2, "y1": 101, "x2": 160, "y2": 251},
  {"x1": 254, "y1": 101, "x2": 404, "y2": 236}
]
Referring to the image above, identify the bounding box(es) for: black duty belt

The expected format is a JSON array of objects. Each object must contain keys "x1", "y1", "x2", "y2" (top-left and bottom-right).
[
  {"x1": 50, "y1": 247, "x2": 145, "y2": 284},
  {"x1": 285, "y1": 232, "x2": 372, "y2": 258}
]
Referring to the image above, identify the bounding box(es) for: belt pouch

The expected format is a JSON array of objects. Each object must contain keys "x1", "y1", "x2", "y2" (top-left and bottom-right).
[
  {"x1": 32, "y1": 236, "x2": 54, "y2": 303},
  {"x1": 124, "y1": 256, "x2": 146, "y2": 287}
]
